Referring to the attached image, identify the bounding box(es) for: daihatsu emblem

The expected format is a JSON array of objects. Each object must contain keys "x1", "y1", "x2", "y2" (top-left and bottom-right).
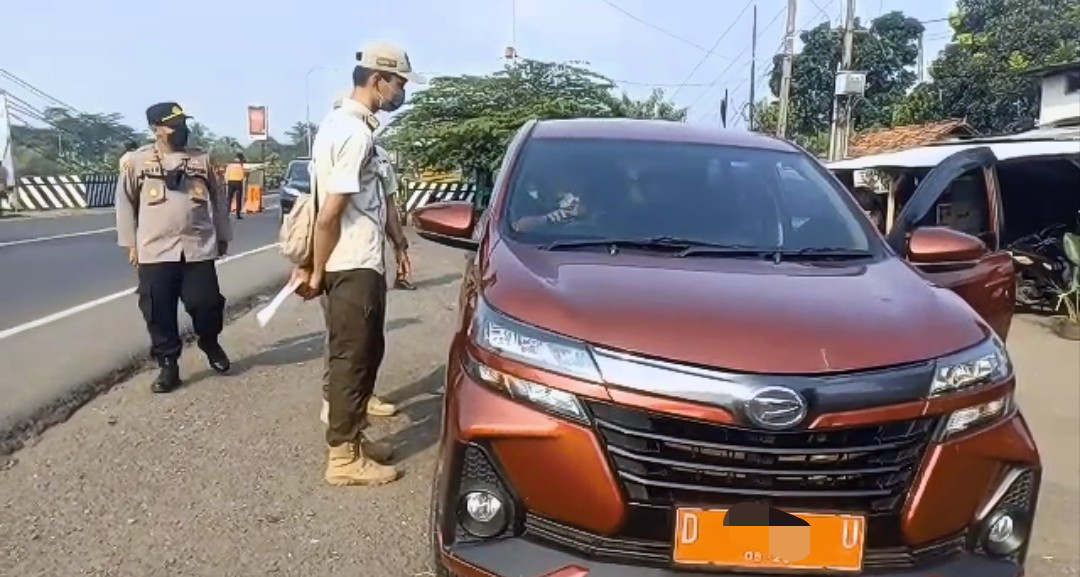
[{"x1": 745, "y1": 386, "x2": 807, "y2": 430}]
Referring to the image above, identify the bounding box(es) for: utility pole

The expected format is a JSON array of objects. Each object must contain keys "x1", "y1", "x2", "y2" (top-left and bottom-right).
[
  {"x1": 829, "y1": 0, "x2": 858, "y2": 160},
  {"x1": 776, "y1": 0, "x2": 798, "y2": 139},
  {"x1": 0, "y1": 90, "x2": 16, "y2": 212},
  {"x1": 749, "y1": 4, "x2": 758, "y2": 131},
  {"x1": 916, "y1": 30, "x2": 925, "y2": 83}
]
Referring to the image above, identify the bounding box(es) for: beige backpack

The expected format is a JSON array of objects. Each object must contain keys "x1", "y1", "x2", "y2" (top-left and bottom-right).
[{"x1": 278, "y1": 163, "x2": 318, "y2": 266}]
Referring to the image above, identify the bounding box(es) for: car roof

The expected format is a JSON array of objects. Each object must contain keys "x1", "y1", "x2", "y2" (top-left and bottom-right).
[
  {"x1": 827, "y1": 138, "x2": 1080, "y2": 170},
  {"x1": 530, "y1": 118, "x2": 799, "y2": 152}
]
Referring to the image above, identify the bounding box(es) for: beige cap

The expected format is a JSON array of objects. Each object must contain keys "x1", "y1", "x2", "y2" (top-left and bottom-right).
[{"x1": 356, "y1": 41, "x2": 426, "y2": 84}]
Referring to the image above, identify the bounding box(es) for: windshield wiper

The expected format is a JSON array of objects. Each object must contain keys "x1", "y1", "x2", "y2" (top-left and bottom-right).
[
  {"x1": 778, "y1": 247, "x2": 873, "y2": 259},
  {"x1": 541, "y1": 236, "x2": 769, "y2": 256}
]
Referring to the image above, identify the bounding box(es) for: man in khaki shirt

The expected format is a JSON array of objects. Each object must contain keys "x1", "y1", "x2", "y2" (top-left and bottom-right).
[
  {"x1": 292, "y1": 41, "x2": 422, "y2": 487},
  {"x1": 115, "y1": 102, "x2": 233, "y2": 393}
]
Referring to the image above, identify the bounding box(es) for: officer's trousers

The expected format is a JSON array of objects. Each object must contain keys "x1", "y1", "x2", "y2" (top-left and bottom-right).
[
  {"x1": 136, "y1": 257, "x2": 226, "y2": 362},
  {"x1": 323, "y1": 268, "x2": 386, "y2": 447}
]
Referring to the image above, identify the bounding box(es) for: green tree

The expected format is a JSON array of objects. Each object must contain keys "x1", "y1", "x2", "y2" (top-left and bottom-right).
[
  {"x1": 11, "y1": 107, "x2": 145, "y2": 175},
  {"x1": 765, "y1": 11, "x2": 924, "y2": 141},
  {"x1": 384, "y1": 59, "x2": 687, "y2": 175},
  {"x1": 895, "y1": 0, "x2": 1080, "y2": 133}
]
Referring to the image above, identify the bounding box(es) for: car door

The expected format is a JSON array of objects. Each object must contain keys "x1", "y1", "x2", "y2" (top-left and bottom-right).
[{"x1": 887, "y1": 147, "x2": 1016, "y2": 339}]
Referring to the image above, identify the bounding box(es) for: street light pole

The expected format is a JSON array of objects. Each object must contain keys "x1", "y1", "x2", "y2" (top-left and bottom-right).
[
  {"x1": 304, "y1": 67, "x2": 319, "y2": 158},
  {"x1": 304, "y1": 66, "x2": 342, "y2": 157}
]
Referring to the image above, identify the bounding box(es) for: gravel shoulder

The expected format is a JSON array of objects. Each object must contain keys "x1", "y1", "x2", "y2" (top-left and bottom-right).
[
  {"x1": 0, "y1": 237, "x2": 1076, "y2": 577},
  {"x1": 0, "y1": 239, "x2": 465, "y2": 577}
]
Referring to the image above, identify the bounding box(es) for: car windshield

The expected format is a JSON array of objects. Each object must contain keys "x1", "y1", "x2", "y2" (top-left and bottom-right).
[
  {"x1": 286, "y1": 161, "x2": 310, "y2": 185},
  {"x1": 502, "y1": 138, "x2": 873, "y2": 254}
]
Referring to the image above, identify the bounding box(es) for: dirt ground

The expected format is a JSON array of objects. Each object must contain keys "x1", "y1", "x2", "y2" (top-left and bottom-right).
[{"x1": 0, "y1": 239, "x2": 1077, "y2": 577}]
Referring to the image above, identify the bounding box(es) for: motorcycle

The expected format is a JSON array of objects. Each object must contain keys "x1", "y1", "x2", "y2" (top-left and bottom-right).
[{"x1": 1006, "y1": 223, "x2": 1073, "y2": 309}]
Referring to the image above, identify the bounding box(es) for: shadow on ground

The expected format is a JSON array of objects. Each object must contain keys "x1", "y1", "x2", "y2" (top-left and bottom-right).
[
  {"x1": 382, "y1": 366, "x2": 445, "y2": 463},
  {"x1": 181, "y1": 317, "x2": 421, "y2": 387},
  {"x1": 408, "y1": 273, "x2": 460, "y2": 290}
]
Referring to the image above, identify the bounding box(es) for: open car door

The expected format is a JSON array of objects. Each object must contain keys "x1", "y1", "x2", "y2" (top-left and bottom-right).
[{"x1": 887, "y1": 147, "x2": 1016, "y2": 340}]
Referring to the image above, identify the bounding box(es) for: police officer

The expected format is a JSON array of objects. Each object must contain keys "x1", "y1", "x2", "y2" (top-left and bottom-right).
[{"x1": 115, "y1": 102, "x2": 233, "y2": 393}]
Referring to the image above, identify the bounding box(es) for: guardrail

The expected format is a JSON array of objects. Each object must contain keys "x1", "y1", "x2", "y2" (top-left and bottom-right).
[{"x1": 0, "y1": 174, "x2": 118, "y2": 211}]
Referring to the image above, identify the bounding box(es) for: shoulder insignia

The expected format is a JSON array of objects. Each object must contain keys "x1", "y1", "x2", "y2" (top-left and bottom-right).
[{"x1": 364, "y1": 115, "x2": 380, "y2": 131}]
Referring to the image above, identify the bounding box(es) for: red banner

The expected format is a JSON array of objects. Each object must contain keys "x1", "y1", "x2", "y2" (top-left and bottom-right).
[{"x1": 247, "y1": 105, "x2": 268, "y2": 141}]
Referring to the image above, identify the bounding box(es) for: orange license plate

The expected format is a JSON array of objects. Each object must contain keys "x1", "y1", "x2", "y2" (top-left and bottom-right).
[{"x1": 673, "y1": 508, "x2": 866, "y2": 572}]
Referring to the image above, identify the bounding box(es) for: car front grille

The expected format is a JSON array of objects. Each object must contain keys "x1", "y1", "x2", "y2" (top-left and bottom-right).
[{"x1": 574, "y1": 400, "x2": 941, "y2": 560}]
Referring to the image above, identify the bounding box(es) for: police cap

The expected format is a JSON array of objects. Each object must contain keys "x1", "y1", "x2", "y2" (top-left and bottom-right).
[{"x1": 146, "y1": 102, "x2": 191, "y2": 127}]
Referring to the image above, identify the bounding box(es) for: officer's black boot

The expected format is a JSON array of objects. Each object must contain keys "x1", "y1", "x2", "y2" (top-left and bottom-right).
[
  {"x1": 200, "y1": 339, "x2": 231, "y2": 374},
  {"x1": 152, "y1": 358, "x2": 182, "y2": 393}
]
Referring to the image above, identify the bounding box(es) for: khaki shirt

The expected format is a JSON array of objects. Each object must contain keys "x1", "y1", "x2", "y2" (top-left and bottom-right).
[
  {"x1": 115, "y1": 143, "x2": 232, "y2": 264},
  {"x1": 312, "y1": 98, "x2": 385, "y2": 274}
]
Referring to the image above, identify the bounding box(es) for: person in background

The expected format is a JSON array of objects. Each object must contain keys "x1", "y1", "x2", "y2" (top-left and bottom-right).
[
  {"x1": 0, "y1": 161, "x2": 8, "y2": 216},
  {"x1": 293, "y1": 41, "x2": 423, "y2": 487},
  {"x1": 224, "y1": 153, "x2": 246, "y2": 220},
  {"x1": 317, "y1": 143, "x2": 410, "y2": 427},
  {"x1": 115, "y1": 102, "x2": 233, "y2": 393},
  {"x1": 377, "y1": 147, "x2": 415, "y2": 291},
  {"x1": 852, "y1": 186, "x2": 885, "y2": 232}
]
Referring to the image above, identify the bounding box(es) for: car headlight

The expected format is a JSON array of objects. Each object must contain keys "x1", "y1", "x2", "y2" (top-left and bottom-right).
[
  {"x1": 465, "y1": 360, "x2": 589, "y2": 423},
  {"x1": 470, "y1": 299, "x2": 601, "y2": 382},
  {"x1": 931, "y1": 336, "x2": 1012, "y2": 397},
  {"x1": 941, "y1": 394, "x2": 1013, "y2": 439},
  {"x1": 466, "y1": 299, "x2": 597, "y2": 423}
]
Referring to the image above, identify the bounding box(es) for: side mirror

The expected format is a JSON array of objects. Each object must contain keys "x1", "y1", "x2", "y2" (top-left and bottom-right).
[
  {"x1": 412, "y1": 201, "x2": 479, "y2": 251},
  {"x1": 906, "y1": 226, "x2": 988, "y2": 264}
]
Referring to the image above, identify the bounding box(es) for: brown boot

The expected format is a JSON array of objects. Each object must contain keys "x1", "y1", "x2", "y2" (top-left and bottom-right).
[
  {"x1": 325, "y1": 443, "x2": 399, "y2": 487},
  {"x1": 367, "y1": 396, "x2": 398, "y2": 417},
  {"x1": 322, "y1": 398, "x2": 397, "y2": 422}
]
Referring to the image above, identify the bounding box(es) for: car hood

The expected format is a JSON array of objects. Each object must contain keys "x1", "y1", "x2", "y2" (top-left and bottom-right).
[{"x1": 481, "y1": 240, "x2": 989, "y2": 374}]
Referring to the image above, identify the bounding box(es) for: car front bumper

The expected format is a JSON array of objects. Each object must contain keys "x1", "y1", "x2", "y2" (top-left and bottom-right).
[{"x1": 442, "y1": 537, "x2": 1024, "y2": 577}]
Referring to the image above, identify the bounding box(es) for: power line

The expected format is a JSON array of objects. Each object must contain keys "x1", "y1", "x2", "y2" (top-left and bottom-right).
[
  {"x1": 595, "y1": 0, "x2": 731, "y2": 58},
  {"x1": 686, "y1": 4, "x2": 787, "y2": 112},
  {"x1": 670, "y1": 0, "x2": 756, "y2": 100}
]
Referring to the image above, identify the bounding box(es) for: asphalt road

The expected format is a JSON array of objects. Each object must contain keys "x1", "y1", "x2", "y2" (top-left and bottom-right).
[
  {"x1": 0, "y1": 239, "x2": 1076, "y2": 577},
  {"x1": 0, "y1": 202, "x2": 281, "y2": 333}
]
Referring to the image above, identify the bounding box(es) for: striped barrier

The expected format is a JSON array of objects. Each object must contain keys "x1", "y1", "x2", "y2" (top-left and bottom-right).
[
  {"x1": 0, "y1": 174, "x2": 118, "y2": 211},
  {"x1": 404, "y1": 181, "x2": 476, "y2": 213}
]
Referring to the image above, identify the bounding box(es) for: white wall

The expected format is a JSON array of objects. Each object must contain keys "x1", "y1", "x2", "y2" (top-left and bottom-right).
[{"x1": 1039, "y1": 73, "x2": 1080, "y2": 126}]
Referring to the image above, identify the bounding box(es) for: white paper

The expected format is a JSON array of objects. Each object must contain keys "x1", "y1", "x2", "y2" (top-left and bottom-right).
[{"x1": 257, "y1": 278, "x2": 302, "y2": 328}]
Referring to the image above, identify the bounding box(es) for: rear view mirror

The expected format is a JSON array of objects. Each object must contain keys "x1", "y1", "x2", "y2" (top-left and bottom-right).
[
  {"x1": 906, "y1": 227, "x2": 988, "y2": 264},
  {"x1": 412, "y1": 201, "x2": 479, "y2": 251}
]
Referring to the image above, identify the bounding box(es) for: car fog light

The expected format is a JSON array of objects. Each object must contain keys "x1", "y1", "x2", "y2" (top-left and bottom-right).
[
  {"x1": 983, "y1": 510, "x2": 1026, "y2": 557},
  {"x1": 459, "y1": 490, "x2": 509, "y2": 538}
]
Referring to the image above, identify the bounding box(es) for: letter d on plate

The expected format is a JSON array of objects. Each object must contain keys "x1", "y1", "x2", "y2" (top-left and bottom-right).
[{"x1": 680, "y1": 512, "x2": 699, "y2": 545}]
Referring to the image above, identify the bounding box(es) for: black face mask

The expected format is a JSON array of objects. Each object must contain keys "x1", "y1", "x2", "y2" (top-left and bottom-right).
[
  {"x1": 379, "y1": 82, "x2": 406, "y2": 112},
  {"x1": 166, "y1": 124, "x2": 190, "y2": 149}
]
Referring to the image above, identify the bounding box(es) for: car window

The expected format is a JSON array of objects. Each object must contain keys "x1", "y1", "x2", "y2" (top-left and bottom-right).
[
  {"x1": 286, "y1": 161, "x2": 311, "y2": 184},
  {"x1": 502, "y1": 138, "x2": 873, "y2": 251}
]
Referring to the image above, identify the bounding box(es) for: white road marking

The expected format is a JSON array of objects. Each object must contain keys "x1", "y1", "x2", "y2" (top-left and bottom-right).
[
  {"x1": 0, "y1": 243, "x2": 280, "y2": 341},
  {"x1": 0, "y1": 227, "x2": 117, "y2": 248}
]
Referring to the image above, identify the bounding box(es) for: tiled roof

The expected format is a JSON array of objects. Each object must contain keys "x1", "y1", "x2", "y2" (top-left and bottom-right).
[{"x1": 847, "y1": 119, "x2": 976, "y2": 158}]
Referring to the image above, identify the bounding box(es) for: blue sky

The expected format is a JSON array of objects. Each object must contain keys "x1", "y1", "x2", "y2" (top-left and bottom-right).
[{"x1": 1, "y1": 0, "x2": 956, "y2": 141}]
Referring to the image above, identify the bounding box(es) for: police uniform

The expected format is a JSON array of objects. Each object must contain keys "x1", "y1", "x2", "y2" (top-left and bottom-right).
[{"x1": 115, "y1": 102, "x2": 233, "y2": 393}]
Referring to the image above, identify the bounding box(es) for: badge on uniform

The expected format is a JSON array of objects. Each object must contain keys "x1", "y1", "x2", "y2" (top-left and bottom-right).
[
  {"x1": 146, "y1": 185, "x2": 165, "y2": 204},
  {"x1": 188, "y1": 179, "x2": 209, "y2": 203}
]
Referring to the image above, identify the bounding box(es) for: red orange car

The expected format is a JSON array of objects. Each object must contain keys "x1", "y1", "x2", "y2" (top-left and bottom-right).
[{"x1": 414, "y1": 119, "x2": 1039, "y2": 577}]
